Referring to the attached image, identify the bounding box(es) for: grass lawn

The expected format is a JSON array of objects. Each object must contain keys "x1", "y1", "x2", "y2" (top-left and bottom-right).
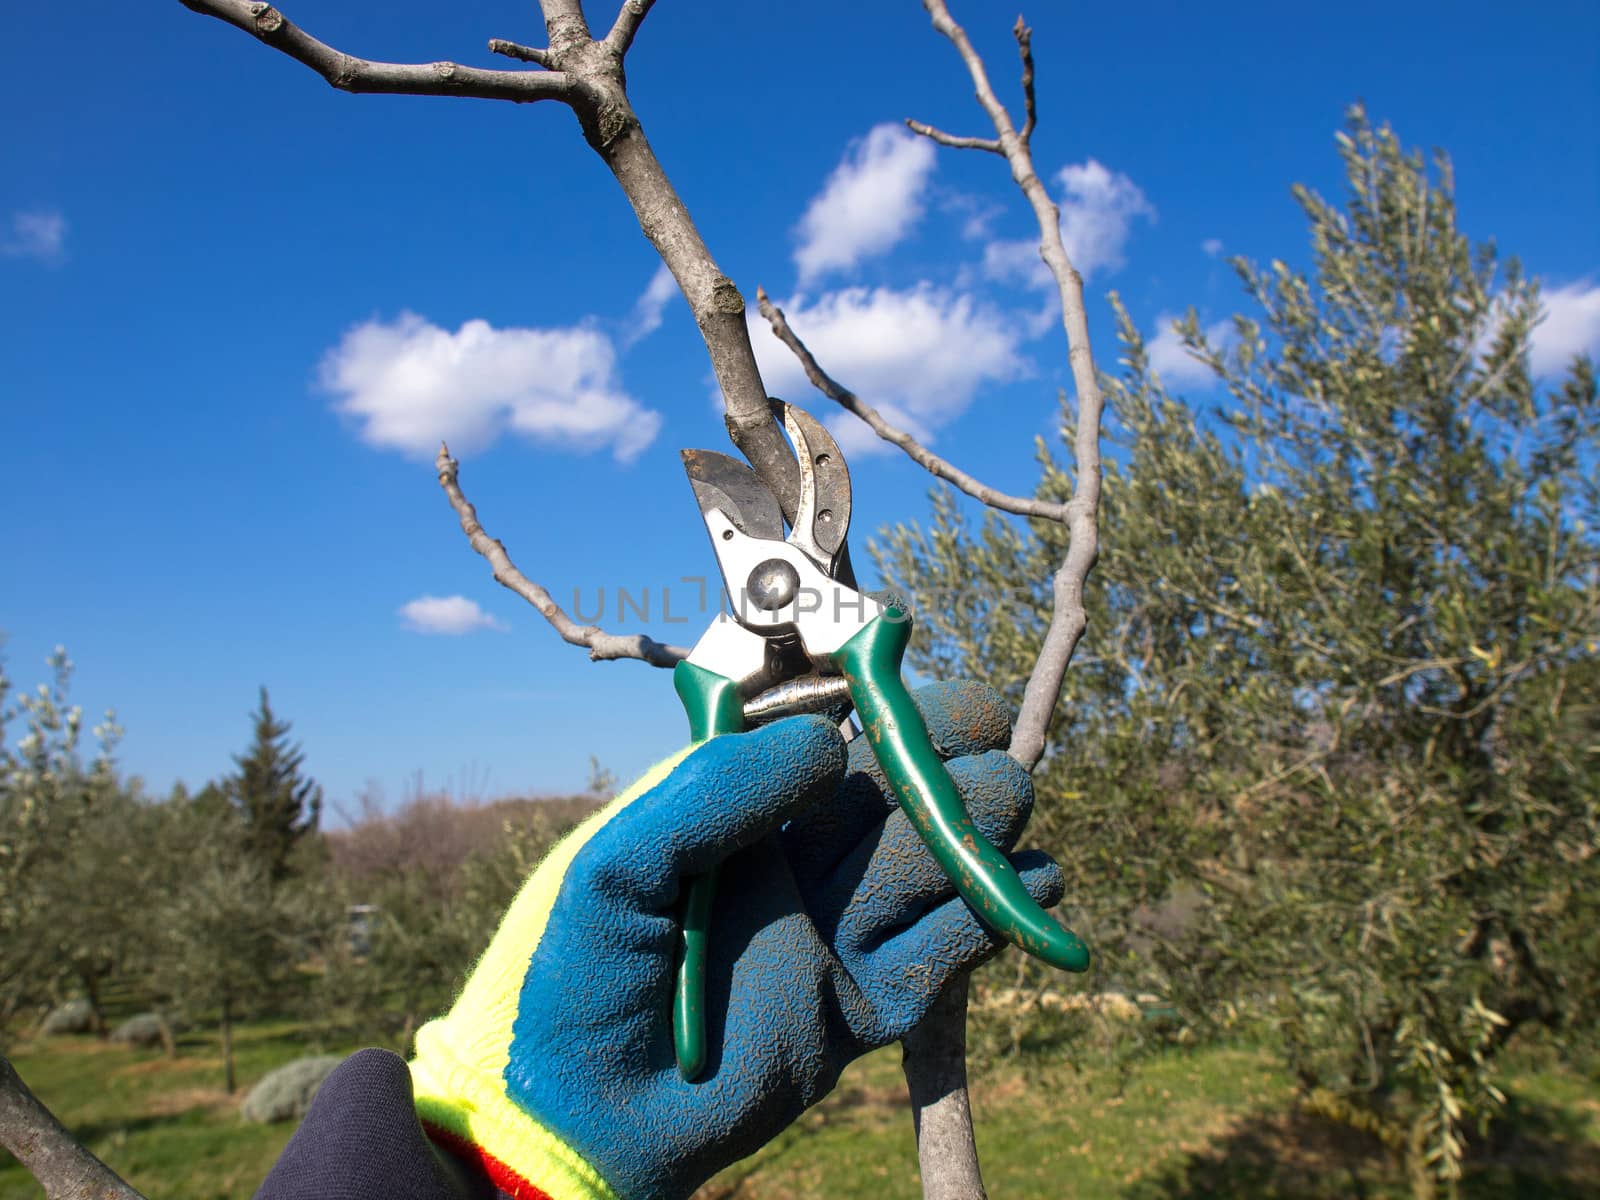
[
  {"x1": 0, "y1": 1020, "x2": 367, "y2": 1200},
  {"x1": 3, "y1": 1023, "x2": 1596, "y2": 1198}
]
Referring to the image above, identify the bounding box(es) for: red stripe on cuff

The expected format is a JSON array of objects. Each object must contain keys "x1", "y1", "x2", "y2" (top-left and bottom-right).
[{"x1": 422, "y1": 1122, "x2": 557, "y2": 1200}]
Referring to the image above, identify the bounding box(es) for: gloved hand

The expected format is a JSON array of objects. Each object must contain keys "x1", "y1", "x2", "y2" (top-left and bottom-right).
[{"x1": 409, "y1": 682, "x2": 1064, "y2": 1200}]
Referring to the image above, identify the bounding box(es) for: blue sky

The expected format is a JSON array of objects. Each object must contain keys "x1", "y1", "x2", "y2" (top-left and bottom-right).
[{"x1": 4, "y1": 1, "x2": 1597, "y2": 817}]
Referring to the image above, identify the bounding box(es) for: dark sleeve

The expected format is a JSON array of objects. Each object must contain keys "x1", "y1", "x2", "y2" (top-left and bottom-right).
[{"x1": 254, "y1": 1048, "x2": 506, "y2": 1200}]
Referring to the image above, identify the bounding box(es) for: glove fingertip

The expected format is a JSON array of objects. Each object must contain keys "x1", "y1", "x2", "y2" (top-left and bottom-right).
[
  {"x1": 943, "y1": 751, "x2": 1036, "y2": 850},
  {"x1": 914, "y1": 680, "x2": 1014, "y2": 756},
  {"x1": 1014, "y1": 848, "x2": 1067, "y2": 910},
  {"x1": 751, "y1": 713, "x2": 848, "y2": 785},
  {"x1": 858, "y1": 850, "x2": 1070, "y2": 1037}
]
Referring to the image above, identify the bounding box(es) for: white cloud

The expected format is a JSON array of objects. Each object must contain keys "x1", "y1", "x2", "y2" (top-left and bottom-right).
[
  {"x1": 1531, "y1": 282, "x2": 1600, "y2": 377},
  {"x1": 321, "y1": 312, "x2": 662, "y2": 462},
  {"x1": 624, "y1": 263, "x2": 678, "y2": 348},
  {"x1": 939, "y1": 192, "x2": 1005, "y2": 242},
  {"x1": 751, "y1": 284, "x2": 1025, "y2": 453},
  {"x1": 399, "y1": 595, "x2": 507, "y2": 635},
  {"x1": 985, "y1": 159, "x2": 1153, "y2": 288},
  {"x1": 1202, "y1": 238, "x2": 1224, "y2": 258},
  {"x1": 794, "y1": 124, "x2": 937, "y2": 284},
  {"x1": 2, "y1": 210, "x2": 66, "y2": 264},
  {"x1": 1147, "y1": 313, "x2": 1231, "y2": 388},
  {"x1": 981, "y1": 238, "x2": 1042, "y2": 284}
]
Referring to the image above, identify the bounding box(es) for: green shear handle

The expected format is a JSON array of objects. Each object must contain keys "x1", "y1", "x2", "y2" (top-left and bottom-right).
[
  {"x1": 833, "y1": 611, "x2": 1090, "y2": 972},
  {"x1": 671, "y1": 663, "x2": 747, "y2": 1081},
  {"x1": 667, "y1": 608, "x2": 1088, "y2": 1082}
]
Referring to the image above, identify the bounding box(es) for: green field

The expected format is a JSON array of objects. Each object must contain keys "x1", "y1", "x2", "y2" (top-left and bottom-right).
[{"x1": 3, "y1": 1024, "x2": 1596, "y2": 1199}]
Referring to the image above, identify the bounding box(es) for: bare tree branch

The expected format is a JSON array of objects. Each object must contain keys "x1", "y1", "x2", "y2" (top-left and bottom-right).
[
  {"x1": 488, "y1": 39, "x2": 552, "y2": 67},
  {"x1": 538, "y1": 0, "x2": 595, "y2": 57},
  {"x1": 562, "y1": 61, "x2": 801, "y2": 519},
  {"x1": 604, "y1": 0, "x2": 658, "y2": 57},
  {"x1": 1014, "y1": 16, "x2": 1037, "y2": 146},
  {"x1": 917, "y1": 0, "x2": 1105, "y2": 773},
  {"x1": 177, "y1": 1, "x2": 578, "y2": 102},
  {"x1": 757, "y1": 287, "x2": 1067, "y2": 522},
  {"x1": 891, "y1": 6, "x2": 1110, "y2": 1194},
  {"x1": 903, "y1": 119, "x2": 1001, "y2": 153},
  {"x1": 177, "y1": 0, "x2": 800, "y2": 522},
  {"x1": 435, "y1": 444, "x2": 688, "y2": 667},
  {"x1": 0, "y1": 1055, "x2": 148, "y2": 1200}
]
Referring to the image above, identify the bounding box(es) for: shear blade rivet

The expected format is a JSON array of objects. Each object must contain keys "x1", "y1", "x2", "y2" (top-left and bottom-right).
[
  {"x1": 818, "y1": 508, "x2": 833, "y2": 524},
  {"x1": 747, "y1": 558, "x2": 800, "y2": 610}
]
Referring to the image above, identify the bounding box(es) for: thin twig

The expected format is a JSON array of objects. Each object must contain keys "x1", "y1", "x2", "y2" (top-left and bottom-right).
[
  {"x1": 903, "y1": 119, "x2": 1001, "y2": 154},
  {"x1": 757, "y1": 287, "x2": 1066, "y2": 523},
  {"x1": 177, "y1": 1, "x2": 577, "y2": 102},
  {"x1": 488, "y1": 39, "x2": 552, "y2": 67},
  {"x1": 435, "y1": 444, "x2": 687, "y2": 667},
  {"x1": 0, "y1": 1055, "x2": 148, "y2": 1200},
  {"x1": 917, "y1": 0, "x2": 1105, "y2": 773},
  {"x1": 604, "y1": 0, "x2": 658, "y2": 56}
]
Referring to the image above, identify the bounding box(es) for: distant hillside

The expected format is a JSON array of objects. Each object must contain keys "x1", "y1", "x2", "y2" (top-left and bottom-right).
[{"x1": 325, "y1": 792, "x2": 603, "y2": 887}]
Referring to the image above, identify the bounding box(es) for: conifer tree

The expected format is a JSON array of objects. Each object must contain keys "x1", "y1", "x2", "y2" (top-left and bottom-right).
[{"x1": 227, "y1": 687, "x2": 322, "y2": 883}]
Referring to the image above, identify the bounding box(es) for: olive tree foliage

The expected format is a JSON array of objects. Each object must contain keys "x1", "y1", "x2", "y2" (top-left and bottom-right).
[
  {"x1": 0, "y1": 649, "x2": 126, "y2": 1038},
  {"x1": 877, "y1": 110, "x2": 1599, "y2": 1196}
]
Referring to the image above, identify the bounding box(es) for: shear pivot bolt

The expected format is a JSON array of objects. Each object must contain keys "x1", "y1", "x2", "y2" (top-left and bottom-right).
[{"x1": 747, "y1": 558, "x2": 800, "y2": 610}]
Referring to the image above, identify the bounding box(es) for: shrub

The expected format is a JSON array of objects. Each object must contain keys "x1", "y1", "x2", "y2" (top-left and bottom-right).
[
  {"x1": 109, "y1": 1013, "x2": 169, "y2": 1047},
  {"x1": 39, "y1": 999, "x2": 94, "y2": 1036},
  {"x1": 240, "y1": 1055, "x2": 344, "y2": 1124}
]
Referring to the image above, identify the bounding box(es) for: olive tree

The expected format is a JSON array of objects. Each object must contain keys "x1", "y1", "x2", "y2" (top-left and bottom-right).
[
  {"x1": 0, "y1": 649, "x2": 125, "y2": 1038},
  {"x1": 878, "y1": 110, "x2": 1599, "y2": 1197}
]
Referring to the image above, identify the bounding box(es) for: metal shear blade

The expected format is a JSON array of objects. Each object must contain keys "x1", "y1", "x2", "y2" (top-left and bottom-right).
[
  {"x1": 680, "y1": 449, "x2": 783, "y2": 543},
  {"x1": 779, "y1": 401, "x2": 852, "y2": 574}
]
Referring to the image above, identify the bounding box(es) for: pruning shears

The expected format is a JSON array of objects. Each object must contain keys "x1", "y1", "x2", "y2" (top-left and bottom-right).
[{"x1": 670, "y1": 400, "x2": 1090, "y2": 1081}]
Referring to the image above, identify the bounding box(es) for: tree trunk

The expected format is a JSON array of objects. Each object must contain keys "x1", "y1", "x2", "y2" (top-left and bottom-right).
[
  {"x1": 81, "y1": 973, "x2": 106, "y2": 1038},
  {"x1": 221, "y1": 994, "x2": 235, "y2": 1095},
  {"x1": 902, "y1": 977, "x2": 986, "y2": 1200}
]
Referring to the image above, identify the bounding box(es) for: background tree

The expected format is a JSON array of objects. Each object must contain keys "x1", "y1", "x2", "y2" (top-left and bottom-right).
[
  {"x1": 878, "y1": 109, "x2": 1600, "y2": 1197},
  {"x1": 226, "y1": 687, "x2": 323, "y2": 885},
  {"x1": 145, "y1": 795, "x2": 311, "y2": 1094},
  {"x1": 27, "y1": 789, "x2": 152, "y2": 1038},
  {"x1": 0, "y1": 649, "x2": 125, "y2": 1039}
]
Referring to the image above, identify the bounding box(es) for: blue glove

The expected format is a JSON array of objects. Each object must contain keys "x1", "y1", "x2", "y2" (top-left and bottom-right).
[{"x1": 410, "y1": 682, "x2": 1063, "y2": 1200}]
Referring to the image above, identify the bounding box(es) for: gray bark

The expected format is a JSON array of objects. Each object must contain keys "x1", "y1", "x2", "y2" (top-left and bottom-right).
[
  {"x1": 0, "y1": 1055, "x2": 146, "y2": 1200},
  {"x1": 902, "y1": 978, "x2": 988, "y2": 1199}
]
